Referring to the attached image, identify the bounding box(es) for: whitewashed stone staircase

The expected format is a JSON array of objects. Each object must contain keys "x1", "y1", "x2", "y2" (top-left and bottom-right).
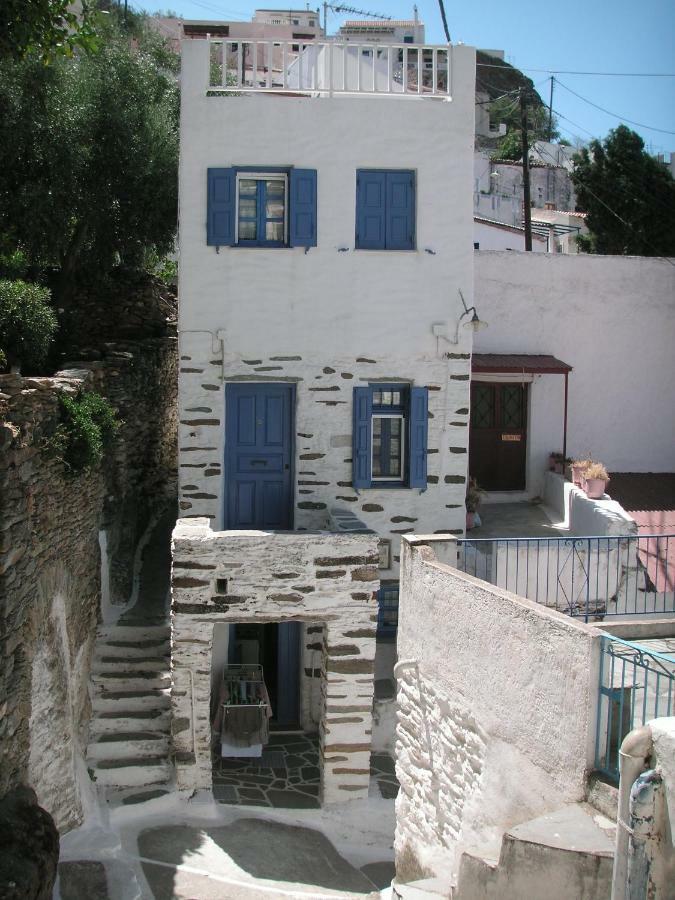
[{"x1": 87, "y1": 624, "x2": 173, "y2": 792}]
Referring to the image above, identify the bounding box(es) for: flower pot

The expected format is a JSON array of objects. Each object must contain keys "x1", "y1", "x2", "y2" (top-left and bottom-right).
[
  {"x1": 571, "y1": 464, "x2": 586, "y2": 487},
  {"x1": 585, "y1": 478, "x2": 607, "y2": 499},
  {"x1": 466, "y1": 511, "x2": 476, "y2": 530}
]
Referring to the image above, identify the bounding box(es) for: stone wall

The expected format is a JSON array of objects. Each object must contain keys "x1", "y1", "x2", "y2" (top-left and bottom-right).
[
  {"x1": 394, "y1": 535, "x2": 602, "y2": 891},
  {"x1": 178, "y1": 338, "x2": 472, "y2": 578},
  {"x1": 0, "y1": 310, "x2": 177, "y2": 830},
  {"x1": 170, "y1": 516, "x2": 379, "y2": 803}
]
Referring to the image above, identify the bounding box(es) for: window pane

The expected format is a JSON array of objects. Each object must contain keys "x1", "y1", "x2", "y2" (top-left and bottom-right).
[
  {"x1": 372, "y1": 416, "x2": 403, "y2": 478},
  {"x1": 239, "y1": 179, "x2": 256, "y2": 195},
  {"x1": 501, "y1": 385, "x2": 524, "y2": 429},
  {"x1": 266, "y1": 221, "x2": 284, "y2": 242},
  {"x1": 239, "y1": 221, "x2": 256, "y2": 240},
  {"x1": 372, "y1": 390, "x2": 383, "y2": 405},
  {"x1": 392, "y1": 391, "x2": 401, "y2": 405},
  {"x1": 238, "y1": 198, "x2": 256, "y2": 217},
  {"x1": 471, "y1": 384, "x2": 494, "y2": 428},
  {"x1": 372, "y1": 418, "x2": 382, "y2": 476},
  {"x1": 266, "y1": 180, "x2": 285, "y2": 219}
]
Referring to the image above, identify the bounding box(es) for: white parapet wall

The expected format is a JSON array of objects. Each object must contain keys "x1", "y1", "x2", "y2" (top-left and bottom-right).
[
  {"x1": 394, "y1": 535, "x2": 602, "y2": 889},
  {"x1": 170, "y1": 516, "x2": 379, "y2": 803}
]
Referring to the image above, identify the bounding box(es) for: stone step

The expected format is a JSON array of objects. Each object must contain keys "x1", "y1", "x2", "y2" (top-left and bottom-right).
[
  {"x1": 97, "y1": 625, "x2": 171, "y2": 643},
  {"x1": 87, "y1": 734, "x2": 170, "y2": 761},
  {"x1": 89, "y1": 710, "x2": 171, "y2": 735},
  {"x1": 456, "y1": 803, "x2": 615, "y2": 900},
  {"x1": 92, "y1": 656, "x2": 169, "y2": 674},
  {"x1": 92, "y1": 672, "x2": 172, "y2": 693},
  {"x1": 89, "y1": 757, "x2": 171, "y2": 788},
  {"x1": 92, "y1": 690, "x2": 171, "y2": 714},
  {"x1": 94, "y1": 642, "x2": 170, "y2": 660}
]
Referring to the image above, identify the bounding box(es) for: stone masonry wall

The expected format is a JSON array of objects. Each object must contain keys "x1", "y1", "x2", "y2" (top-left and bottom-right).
[
  {"x1": 394, "y1": 536, "x2": 602, "y2": 890},
  {"x1": 171, "y1": 517, "x2": 379, "y2": 803},
  {"x1": 0, "y1": 324, "x2": 177, "y2": 830},
  {"x1": 178, "y1": 334, "x2": 472, "y2": 578}
]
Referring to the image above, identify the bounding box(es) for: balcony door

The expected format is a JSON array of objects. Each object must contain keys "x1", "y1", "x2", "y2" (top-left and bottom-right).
[
  {"x1": 470, "y1": 382, "x2": 528, "y2": 491},
  {"x1": 225, "y1": 383, "x2": 295, "y2": 529}
]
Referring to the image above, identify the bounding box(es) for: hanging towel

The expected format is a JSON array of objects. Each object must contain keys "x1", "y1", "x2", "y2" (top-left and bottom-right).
[{"x1": 223, "y1": 705, "x2": 264, "y2": 747}]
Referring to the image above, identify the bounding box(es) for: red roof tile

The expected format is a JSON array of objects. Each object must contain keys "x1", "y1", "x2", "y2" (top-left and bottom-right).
[{"x1": 472, "y1": 353, "x2": 572, "y2": 374}]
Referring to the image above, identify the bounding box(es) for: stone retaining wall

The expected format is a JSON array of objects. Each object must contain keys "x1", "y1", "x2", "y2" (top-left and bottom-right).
[
  {"x1": 0, "y1": 324, "x2": 177, "y2": 830},
  {"x1": 171, "y1": 517, "x2": 379, "y2": 803}
]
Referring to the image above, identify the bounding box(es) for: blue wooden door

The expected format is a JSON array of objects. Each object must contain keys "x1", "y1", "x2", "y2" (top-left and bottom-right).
[
  {"x1": 276, "y1": 622, "x2": 301, "y2": 726},
  {"x1": 225, "y1": 384, "x2": 294, "y2": 529}
]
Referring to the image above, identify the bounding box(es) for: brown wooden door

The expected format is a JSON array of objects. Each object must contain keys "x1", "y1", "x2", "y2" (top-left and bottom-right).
[{"x1": 470, "y1": 382, "x2": 528, "y2": 491}]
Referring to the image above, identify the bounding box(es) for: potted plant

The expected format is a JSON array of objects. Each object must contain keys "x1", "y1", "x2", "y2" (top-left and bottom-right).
[
  {"x1": 548, "y1": 451, "x2": 565, "y2": 474},
  {"x1": 583, "y1": 462, "x2": 610, "y2": 499},
  {"x1": 570, "y1": 458, "x2": 591, "y2": 488},
  {"x1": 466, "y1": 477, "x2": 485, "y2": 530}
]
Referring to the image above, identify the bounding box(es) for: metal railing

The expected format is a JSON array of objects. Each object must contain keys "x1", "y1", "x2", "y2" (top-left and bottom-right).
[
  {"x1": 208, "y1": 40, "x2": 452, "y2": 96},
  {"x1": 595, "y1": 634, "x2": 675, "y2": 781},
  {"x1": 456, "y1": 534, "x2": 675, "y2": 622}
]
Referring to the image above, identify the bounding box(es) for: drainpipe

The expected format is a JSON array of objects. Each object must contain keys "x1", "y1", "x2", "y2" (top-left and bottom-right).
[
  {"x1": 611, "y1": 725, "x2": 652, "y2": 900},
  {"x1": 626, "y1": 769, "x2": 662, "y2": 899}
]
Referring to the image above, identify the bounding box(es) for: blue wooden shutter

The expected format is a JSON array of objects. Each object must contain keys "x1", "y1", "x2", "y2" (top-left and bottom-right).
[
  {"x1": 409, "y1": 386, "x2": 428, "y2": 489},
  {"x1": 289, "y1": 169, "x2": 317, "y2": 247},
  {"x1": 352, "y1": 387, "x2": 372, "y2": 490},
  {"x1": 386, "y1": 171, "x2": 415, "y2": 250},
  {"x1": 356, "y1": 170, "x2": 386, "y2": 249},
  {"x1": 207, "y1": 168, "x2": 235, "y2": 246}
]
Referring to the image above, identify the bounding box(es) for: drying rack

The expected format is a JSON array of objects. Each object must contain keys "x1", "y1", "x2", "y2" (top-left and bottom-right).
[{"x1": 218, "y1": 664, "x2": 271, "y2": 758}]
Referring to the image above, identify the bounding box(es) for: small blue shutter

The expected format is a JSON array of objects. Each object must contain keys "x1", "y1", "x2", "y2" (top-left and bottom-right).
[
  {"x1": 409, "y1": 386, "x2": 428, "y2": 489},
  {"x1": 289, "y1": 169, "x2": 317, "y2": 247},
  {"x1": 356, "y1": 171, "x2": 386, "y2": 249},
  {"x1": 352, "y1": 387, "x2": 372, "y2": 490},
  {"x1": 207, "y1": 168, "x2": 235, "y2": 246},
  {"x1": 386, "y1": 171, "x2": 415, "y2": 250}
]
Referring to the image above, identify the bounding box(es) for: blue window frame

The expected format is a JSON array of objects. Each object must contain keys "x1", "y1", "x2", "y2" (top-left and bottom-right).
[
  {"x1": 352, "y1": 384, "x2": 428, "y2": 490},
  {"x1": 377, "y1": 582, "x2": 399, "y2": 637},
  {"x1": 237, "y1": 174, "x2": 287, "y2": 246},
  {"x1": 207, "y1": 167, "x2": 317, "y2": 248},
  {"x1": 355, "y1": 169, "x2": 415, "y2": 251}
]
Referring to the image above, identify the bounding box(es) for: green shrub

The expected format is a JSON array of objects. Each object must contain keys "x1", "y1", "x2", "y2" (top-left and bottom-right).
[
  {"x1": 0, "y1": 278, "x2": 57, "y2": 372},
  {"x1": 49, "y1": 391, "x2": 120, "y2": 474}
]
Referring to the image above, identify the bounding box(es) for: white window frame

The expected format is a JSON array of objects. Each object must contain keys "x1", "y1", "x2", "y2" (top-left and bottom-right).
[
  {"x1": 371, "y1": 413, "x2": 405, "y2": 482},
  {"x1": 234, "y1": 172, "x2": 289, "y2": 246}
]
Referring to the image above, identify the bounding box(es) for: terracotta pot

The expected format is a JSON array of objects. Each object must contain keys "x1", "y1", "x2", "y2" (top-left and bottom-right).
[
  {"x1": 571, "y1": 465, "x2": 586, "y2": 487},
  {"x1": 466, "y1": 511, "x2": 476, "y2": 530},
  {"x1": 585, "y1": 478, "x2": 607, "y2": 499}
]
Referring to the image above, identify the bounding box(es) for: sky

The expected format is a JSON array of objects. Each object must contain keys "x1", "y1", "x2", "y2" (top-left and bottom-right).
[{"x1": 133, "y1": 0, "x2": 675, "y2": 155}]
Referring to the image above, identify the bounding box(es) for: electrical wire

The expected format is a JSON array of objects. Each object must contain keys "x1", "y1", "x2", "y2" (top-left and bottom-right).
[
  {"x1": 477, "y1": 63, "x2": 675, "y2": 77},
  {"x1": 555, "y1": 79, "x2": 675, "y2": 136}
]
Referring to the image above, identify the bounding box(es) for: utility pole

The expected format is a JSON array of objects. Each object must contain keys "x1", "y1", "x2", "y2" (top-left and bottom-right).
[
  {"x1": 520, "y1": 87, "x2": 533, "y2": 251},
  {"x1": 548, "y1": 76, "x2": 555, "y2": 142}
]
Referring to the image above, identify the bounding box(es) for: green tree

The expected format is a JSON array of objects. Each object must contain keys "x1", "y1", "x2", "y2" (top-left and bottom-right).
[
  {"x1": 0, "y1": 14, "x2": 178, "y2": 289},
  {"x1": 571, "y1": 125, "x2": 675, "y2": 256},
  {"x1": 0, "y1": 0, "x2": 99, "y2": 61}
]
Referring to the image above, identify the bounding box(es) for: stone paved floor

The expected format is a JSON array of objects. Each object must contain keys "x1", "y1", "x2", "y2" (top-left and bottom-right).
[{"x1": 212, "y1": 734, "x2": 400, "y2": 807}]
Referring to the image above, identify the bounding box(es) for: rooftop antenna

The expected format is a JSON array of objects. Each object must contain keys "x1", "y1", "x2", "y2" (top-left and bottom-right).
[{"x1": 323, "y1": 2, "x2": 392, "y2": 34}]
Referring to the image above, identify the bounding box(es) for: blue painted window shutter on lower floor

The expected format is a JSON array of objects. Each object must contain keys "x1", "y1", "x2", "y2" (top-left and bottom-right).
[
  {"x1": 207, "y1": 168, "x2": 235, "y2": 246},
  {"x1": 352, "y1": 387, "x2": 372, "y2": 489},
  {"x1": 356, "y1": 170, "x2": 386, "y2": 249},
  {"x1": 409, "y1": 386, "x2": 428, "y2": 489},
  {"x1": 289, "y1": 169, "x2": 317, "y2": 247}
]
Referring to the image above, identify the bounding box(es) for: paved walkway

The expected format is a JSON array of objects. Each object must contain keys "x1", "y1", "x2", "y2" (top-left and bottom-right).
[
  {"x1": 468, "y1": 501, "x2": 566, "y2": 539},
  {"x1": 213, "y1": 734, "x2": 399, "y2": 808}
]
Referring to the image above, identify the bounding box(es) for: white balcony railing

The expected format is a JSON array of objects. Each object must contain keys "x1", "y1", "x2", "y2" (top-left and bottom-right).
[{"x1": 208, "y1": 40, "x2": 453, "y2": 97}]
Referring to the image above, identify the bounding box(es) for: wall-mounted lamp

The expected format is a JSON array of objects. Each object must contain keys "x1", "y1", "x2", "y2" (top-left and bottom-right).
[{"x1": 451, "y1": 290, "x2": 488, "y2": 344}]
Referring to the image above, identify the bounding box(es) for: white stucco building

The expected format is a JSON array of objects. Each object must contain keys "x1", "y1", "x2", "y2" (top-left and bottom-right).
[{"x1": 173, "y1": 38, "x2": 476, "y2": 798}]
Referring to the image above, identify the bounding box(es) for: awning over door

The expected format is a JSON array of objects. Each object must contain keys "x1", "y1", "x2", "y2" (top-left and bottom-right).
[
  {"x1": 470, "y1": 353, "x2": 573, "y2": 467},
  {"x1": 472, "y1": 353, "x2": 572, "y2": 375}
]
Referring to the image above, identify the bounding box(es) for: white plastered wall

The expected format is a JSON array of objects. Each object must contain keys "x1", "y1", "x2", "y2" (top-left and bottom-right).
[
  {"x1": 177, "y1": 40, "x2": 477, "y2": 572},
  {"x1": 474, "y1": 251, "x2": 675, "y2": 494}
]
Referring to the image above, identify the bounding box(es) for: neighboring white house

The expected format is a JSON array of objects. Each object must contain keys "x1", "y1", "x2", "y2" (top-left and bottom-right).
[
  {"x1": 338, "y1": 14, "x2": 425, "y2": 45},
  {"x1": 474, "y1": 215, "x2": 547, "y2": 252},
  {"x1": 173, "y1": 38, "x2": 476, "y2": 799}
]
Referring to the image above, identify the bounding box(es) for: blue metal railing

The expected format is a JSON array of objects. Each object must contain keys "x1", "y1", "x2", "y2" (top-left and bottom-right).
[
  {"x1": 456, "y1": 534, "x2": 675, "y2": 622},
  {"x1": 595, "y1": 634, "x2": 675, "y2": 781}
]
